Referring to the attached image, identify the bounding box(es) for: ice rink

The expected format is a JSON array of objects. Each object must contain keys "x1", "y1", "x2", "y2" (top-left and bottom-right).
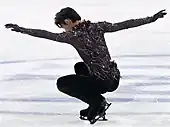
[{"x1": 1, "y1": 0, "x2": 170, "y2": 126}]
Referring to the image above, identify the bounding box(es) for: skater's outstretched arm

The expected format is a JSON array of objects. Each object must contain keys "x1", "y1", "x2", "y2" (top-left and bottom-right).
[
  {"x1": 97, "y1": 9, "x2": 167, "y2": 33},
  {"x1": 5, "y1": 24, "x2": 73, "y2": 43}
]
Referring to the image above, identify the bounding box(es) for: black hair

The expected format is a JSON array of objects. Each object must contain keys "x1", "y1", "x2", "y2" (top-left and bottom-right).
[{"x1": 55, "y1": 7, "x2": 81, "y2": 28}]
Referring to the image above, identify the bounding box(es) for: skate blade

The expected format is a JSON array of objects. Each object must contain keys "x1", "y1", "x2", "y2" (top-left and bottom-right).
[{"x1": 80, "y1": 116, "x2": 108, "y2": 121}]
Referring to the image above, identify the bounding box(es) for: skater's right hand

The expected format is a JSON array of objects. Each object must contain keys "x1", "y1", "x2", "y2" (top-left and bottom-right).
[{"x1": 5, "y1": 23, "x2": 22, "y2": 32}]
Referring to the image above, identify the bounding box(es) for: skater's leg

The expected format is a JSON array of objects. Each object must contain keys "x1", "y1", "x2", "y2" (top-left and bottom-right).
[
  {"x1": 57, "y1": 75, "x2": 88, "y2": 104},
  {"x1": 56, "y1": 74, "x2": 108, "y2": 120},
  {"x1": 56, "y1": 64, "x2": 120, "y2": 121},
  {"x1": 56, "y1": 74, "x2": 106, "y2": 104}
]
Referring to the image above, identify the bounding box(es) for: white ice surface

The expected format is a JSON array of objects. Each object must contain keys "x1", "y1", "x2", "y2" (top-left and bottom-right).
[{"x1": 0, "y1": 0, "x2": 170, "y2": 126}]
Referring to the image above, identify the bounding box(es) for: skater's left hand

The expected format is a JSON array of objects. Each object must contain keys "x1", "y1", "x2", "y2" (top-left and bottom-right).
[{"x1": 153, "y1": 9, "x2": 167, "y2": 21}]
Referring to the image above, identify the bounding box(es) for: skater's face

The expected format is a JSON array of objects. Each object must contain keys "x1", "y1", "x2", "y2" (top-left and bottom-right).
[
  {"x1": 56, "y1": 19, "x2": 81, "y2": 32},
  {"x1": 60, "y1": 19, "x2": 76, "y2": 32}
]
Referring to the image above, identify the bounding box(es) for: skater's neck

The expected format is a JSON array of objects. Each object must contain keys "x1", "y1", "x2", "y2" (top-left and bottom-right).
[{"x1": 65, "y1": 20, "x2": 83, "y2": 32}]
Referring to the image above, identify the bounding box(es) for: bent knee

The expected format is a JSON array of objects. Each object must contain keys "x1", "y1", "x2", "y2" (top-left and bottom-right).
[
  {"x1": 56, "y1": 75, "x2": 74, "y2": 92},
  {"x1": 56, "y1": 77, "x2": 65, "y2": 92}
]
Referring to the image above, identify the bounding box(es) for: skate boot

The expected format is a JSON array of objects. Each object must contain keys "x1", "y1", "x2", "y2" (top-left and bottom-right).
[
  {"x1": 79, "y1": 106, "x2": 90, "y2": 120},
  {"x1": 87, "y1": 99, "x2": 111, "y2": 124},
  {"x1": 80, "y1": 104, "x2": 105, "y2": 121},
  {"x1": 80, "y1": 95, "x2": 105, "y2": 120}
]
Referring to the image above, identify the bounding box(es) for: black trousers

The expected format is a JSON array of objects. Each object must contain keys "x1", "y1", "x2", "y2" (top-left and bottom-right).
[{"x1": 56, "y1": 62, "x2": 120, "y2": 105}]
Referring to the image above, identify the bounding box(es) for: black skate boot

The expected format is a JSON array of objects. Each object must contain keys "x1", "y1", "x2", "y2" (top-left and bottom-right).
[
  {"x1": 87, "y1": 99, "x2": 111, "y2": 124},
  {"x1": 80, "y1": 95, "x2": 106, "y2": 120},
  {"x1": 79, "y1": 106, "x2": 90, "y2": 120}
]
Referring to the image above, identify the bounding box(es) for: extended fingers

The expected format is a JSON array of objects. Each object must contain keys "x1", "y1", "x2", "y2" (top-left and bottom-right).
[
  {"x1": 158, "y1": 9, "x2": 167, "y2": 15},
  {"x1": 5, "y1": 23, "x2": 13, "y2": 28}
]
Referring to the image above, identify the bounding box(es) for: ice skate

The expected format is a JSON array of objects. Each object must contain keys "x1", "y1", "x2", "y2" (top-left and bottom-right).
[
  {"x1": 79, "y1": 106, "x2": 90, "y2": 120},
  {"x1": 87, "y1": 99, "x2": 111, "y2": 124}
]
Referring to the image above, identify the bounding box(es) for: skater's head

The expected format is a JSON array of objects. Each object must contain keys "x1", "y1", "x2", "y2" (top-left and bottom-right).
[{"x1": 55, "y1": 7, "x2": 81, "y2": 31}]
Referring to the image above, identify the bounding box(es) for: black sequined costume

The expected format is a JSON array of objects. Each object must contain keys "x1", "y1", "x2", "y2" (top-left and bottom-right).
[{"x1": 18, "y1": 16, "x2": 155, "y2": 84}]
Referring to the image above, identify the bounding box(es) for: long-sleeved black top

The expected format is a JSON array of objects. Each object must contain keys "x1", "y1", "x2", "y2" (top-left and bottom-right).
[{"x1": 18, "y1": 16, "x2": 155, "y2": 83}]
